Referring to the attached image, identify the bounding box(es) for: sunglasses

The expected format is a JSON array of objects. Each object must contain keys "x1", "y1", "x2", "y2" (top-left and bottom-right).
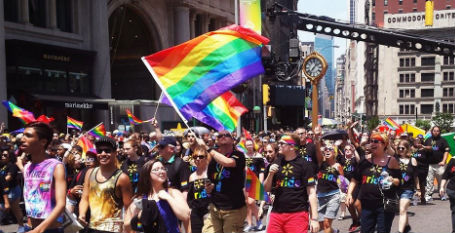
[
  {"x1": 322, "y1": 147, "x2": 335, "y2": 152},
  {"x1": 193, "y1": 155, "x2": 206, "y2": 160},
  {"x1": 96, "y1": 148, "x2": 113, "y2": 154},
  {"x1": 397, "y1": 147, "x2": 406, "y2": 151},
  {"x1": 1, "y1": 153, "x2": 8, "y2": 157},
  {"x1": 370, "y1": 139, "x2": 383, "y2": 144},
  {"x1": 151, "y1": 167, "x2": 168, "y2": 173},
  {"x1": 217, "y1": 133, "x2": 232, "y2": 139}
]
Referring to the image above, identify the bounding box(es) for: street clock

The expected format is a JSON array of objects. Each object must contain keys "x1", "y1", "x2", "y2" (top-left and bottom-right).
[{"x1": 302, "y1": 52, "x2": 328, "y2": 82}]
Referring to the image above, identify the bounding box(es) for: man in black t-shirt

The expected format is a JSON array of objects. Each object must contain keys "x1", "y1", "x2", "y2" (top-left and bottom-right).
[
  {"x1": 264, "y1": 134, "x2": 319, "y2": 233},
  {"x1": 295, "y1": 127, "x2": 318, "y2": 173},
  {"x1": 157, "y1": 136, "x2": 190, "y2": 193},
  {"x1": 204, "y1": 130, "x2": 246, "y2": 233},
  {"x1": 423, "y1": 126, "x2": 450, "y2": 201}
]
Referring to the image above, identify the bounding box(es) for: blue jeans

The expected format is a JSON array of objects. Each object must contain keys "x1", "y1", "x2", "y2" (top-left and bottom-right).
[{"x1": 360, "y1": 205, "x2": 395, "y2": 233}]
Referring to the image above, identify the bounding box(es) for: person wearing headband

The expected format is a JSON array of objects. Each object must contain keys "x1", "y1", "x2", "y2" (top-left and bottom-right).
[{"x1": 264, "y1": 134, "x2": 319, "y2": 233}]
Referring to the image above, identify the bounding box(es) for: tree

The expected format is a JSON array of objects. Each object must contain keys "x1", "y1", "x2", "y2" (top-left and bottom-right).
[
  {"x1": 367, "y1": 116, "x2": 380, "y2": 132},
  {"x1": 415, "y1": 119, "x2": 432, "y2": 131},
  {"x1": 432, "y1": 112, "x2": 454, "y2": 133}
]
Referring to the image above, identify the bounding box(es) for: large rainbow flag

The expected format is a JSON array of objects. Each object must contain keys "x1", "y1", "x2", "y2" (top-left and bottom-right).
[
  {"x1": 246, "y1": 167, "x2": 269, "y2": 201},
  {"x1": 2, "y1": 100, "x2": 35, "y2": 124},
  {"x1": 192, "y1": 92, "x2": 247, "y2": 132},
  {"x1": 67, "y1": 116, "x2": 83, "y2": 131},
  {"x1": 142, "y1": 25, "x2": 269, "y2": 121}
]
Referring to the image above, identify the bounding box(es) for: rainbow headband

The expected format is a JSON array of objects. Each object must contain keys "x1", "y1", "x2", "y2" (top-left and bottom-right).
[{"x1": 280, "y1": 135, "x2": 297, "y2": 146}]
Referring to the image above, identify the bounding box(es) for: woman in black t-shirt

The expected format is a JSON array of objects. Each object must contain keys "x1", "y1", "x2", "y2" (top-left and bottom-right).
[
  {"x1": 396, "y1": 140, "x2": 418, "y2": 233},
  {"x1": 346, "y1": 132, "x2": 401, "y2": 233},
  {"x1": 440, "y1": 157, "x2": 455, "y2": 233},
  {"x1": 411, "y1": 136, "x2": 429, "y2": 204}
]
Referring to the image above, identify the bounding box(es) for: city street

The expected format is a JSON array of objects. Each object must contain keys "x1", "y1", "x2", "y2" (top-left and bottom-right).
[{"x1": 0, "y1": 198, "x2": 451, "y2": 233}]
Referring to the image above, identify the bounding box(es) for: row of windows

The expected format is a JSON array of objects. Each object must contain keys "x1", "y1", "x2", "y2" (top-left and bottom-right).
[
  {"x1": 399, "y1": 72, "x2": 455, "y2": 83},
  {"x1": 444, "y1": 72, "x2": 455, "y2": 81},
  {"x1": 443, "y1": 104, "x2": 455, "y2": 114},
  {"x1": 443, "y1": 88, "x2": 455, "y2": 97},
  {"x1": 399, "y1": 57, "x2": 439, "y2": 67},
  {"x1": 400, "y1": 88, "x2": 455, "y2": 98},
  {"x1": 399, "y1": 89, "x2": 415, "y2": 98},
  {"x1": 398, "y1": 104, "x2": 454, "y2": 115},
  {"x1": 4, "y1": 0, "x2": 73, "y2": 33},
  {"x1": 444, "y1": 56, "x2": 455, "y2": 65},
  {"x1": 399, "y1": 104, "x2": 415, "y2": 115}
]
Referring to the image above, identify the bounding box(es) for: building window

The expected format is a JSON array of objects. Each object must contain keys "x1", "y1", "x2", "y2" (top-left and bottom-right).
[
  {"x1": 443, "y1": 72, "x2": 455, "y2": 81},
  {"x1": 421, "y1": 73, "x2": 435, "y2": 82},
  {"x1": 421, "y1": 104, "x2": 433, "y2": 114},
  {"x1": 399, "y1": 90, "x2": 404, "y2": 98},
  {"x1": 399, "y1": 104, "x2": 416, "y2": 114},
  {"x1": 399, "y1": 73, "x2": 415, "y2": 83},
  {"x1": 443, "y1": 104, "x2": 455, "y2": 113},
  {"x1": 384, "y1": 0, "x2": 388, "y2": 6},
  {"x1": 57, "y1": 0, "x2": 73, "y2": 32},
  {"x1": 413, "y1": 0, "x2": 418, "y2": 3},
  {"x1": 421, "y1": 57, "x2": 435, "y2": 66},
  {"x1": 421, "y1": 89, "x2": 434, "y2": 97},
  {"x1": 413, "y1": 8, "x2": 418, "y2": 12},
  {"x1": 399, "y1": 0, "x2": 403, "y2": 5},
  {"x1": 400, "y1": 58, "x2": 415, "y2": 67},
  {"x1": 4, "y1": 0, "x2": 19, "y2": 22},
  {"x1": 444, "y1": 55, "x2": 455, "y2": 65},
  {"x1": 398, "y1": 9, "x2": 403, "y2": 13},
  {"x1": 372, "y1": 0, "x2": 376, "y2": 6},
  {"x1": 447, "y1": 5, "x2": 452, "y2": 9},
  {"x1": 384, "y1": 11, "x2": 388, "y2": 15},
  {"x1": 29, "y1": 0, "x2": 47, "y2": 28},
  {"x1": 443, "y1": 88, "x2": 455, "y2": 97}
]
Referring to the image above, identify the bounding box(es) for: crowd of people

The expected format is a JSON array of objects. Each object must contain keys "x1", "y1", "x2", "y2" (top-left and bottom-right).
[{"x1": 0, "y1": 119, "x2": 454, "y2": 233}]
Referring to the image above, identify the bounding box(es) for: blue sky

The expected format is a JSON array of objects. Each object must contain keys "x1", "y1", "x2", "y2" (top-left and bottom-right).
[{"x1": 297, "y1": 0, "x2": 348, "y2": 60}]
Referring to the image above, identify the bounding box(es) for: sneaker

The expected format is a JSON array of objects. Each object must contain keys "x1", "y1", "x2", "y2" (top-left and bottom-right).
[
  {"x1": 348, "y1": 224, "x2": 361, "y2": 233},
  {"x1": 404, "y1": 225, "x2": 411, "y2": 233},
  {"x1": 243, "y1": 225, "x2": 254, "y2": 232},
  {"x1": 256, "y1": 219, "x2": 264, "y2": 231},
  {"x1": 441, "y1": 195, "x2": 448, "y2": 201},
  {"x1": 338, "y1": 215, "x2": 345, "y2": 220},
  {"x1": 425, "y1": 196, "x2": 433, "y2": 202}
]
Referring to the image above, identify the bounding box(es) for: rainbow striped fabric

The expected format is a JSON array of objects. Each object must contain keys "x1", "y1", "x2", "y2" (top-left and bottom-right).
[
  {"x1": 193, "y1": 92, "x2": 247, "y2": 132},
  {"x1": 236, "y1": 139, "x2": 248, "y2": 154},
  {"x1": 88, "y1": 123, "x2": 106, "y2": 139},
  {"x1": 2, "y1": 100, "x2": 35, "y2": 124},
  {"x1": 383, "y1": 117, "x2": 404, "y2": 135},
  {"x1": 126, "y1": 109, "x2": 149, "y2": 125},
  {"x1": 246, "y1": 167, "x2": 269, "y2": 201},
  {"x1": 77, "y1": 136, "x2": 94, "y2": 159},
  {"x1": 67, "y1": 116, "x2": 83, "y2": 131},
  {"x1": 142, "y1": 25, "x2": 269, "y2": 121}
]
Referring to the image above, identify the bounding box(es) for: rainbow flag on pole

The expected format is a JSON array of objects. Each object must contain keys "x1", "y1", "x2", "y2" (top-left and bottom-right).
[
  {"x1": 126, "y1": 109, "x2": 150, "y2": 125},
  {"x1": 246, "y1": 167, "x2": 269, "y2": 201},
  {"x1": 67, "y1": 116, "x2": 83, "y2": 131},
  {"x1": 142, "y1": 25, "x2": 269, "y2": 122},
  {"x1": 77, "y1": 136, "x2": 94, "y2": 159},
  {"x1": 236, "y1": 139, "x2": 248, "y2": 154},
  {"x1": 88, "y1": 123, "x2": 106, "y2": 139},
  {"x1": 2, "y1": 100, "x2": 35, "y2": 124},
  {"x1": 383, "y1": 117, "x2": 404, "y2": 135}
]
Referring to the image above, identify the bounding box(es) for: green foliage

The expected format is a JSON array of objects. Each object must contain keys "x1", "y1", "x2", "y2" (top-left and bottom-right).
[
  {"x1": 432, "y1": 112, "x2": 454, "y2": 133},
  {"x1": 415, "y1": 119, "x2": 432, "y2": 131},
  {"x1": 367, "y1": 116, "x2": 380, "y2": 131}
]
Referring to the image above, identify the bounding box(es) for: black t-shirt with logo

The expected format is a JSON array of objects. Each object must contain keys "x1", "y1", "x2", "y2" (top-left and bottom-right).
[
  {"x1": 398, "y1": 157, "x2": 417, "y2": 191},
  {"x1": 299, "y1": 143, "x2": 318, "y2": 173},
  {"x1": 0, "y1": 162, "x2": 19, "y2": 189},
  {"x1": 187, "y1": 178, "x2": 211, "y2": 210},
  {"x1": 353, "y1": 157, "x2": 400, "y2": 208},
  {"x1": 317, "y1": 162, "x2": 341, "y2": 194},
  {"x1": 412, "y1": 149, "x2": 429, "y2": 170},
  {"x1": 160, "y1": 155, "x2": 191, "y2": 192},
  {"x1": 271, "y1": 156, "x2": 316, "y2": 213},
  {"x1": 207, "y1": 150, "x2": 246, "y2": 210},
  {"x1": 425, "y1": 136, "x2": 450, "y2": 164},
  {"x1": 245, "y1": 155, "x2": 265, "y2": 178},
  {"x1": 443, "y1": 159, "x2": 455, "y2": 191},
  {"x1": 121, "y1": 156, "x2": 147, "y2": 193},
  {"x1": 337, "y1": 155, "x2": 358, "y2": 181}
]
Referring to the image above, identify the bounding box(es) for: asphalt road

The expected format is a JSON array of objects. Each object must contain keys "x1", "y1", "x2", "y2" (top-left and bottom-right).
[{"x1": 0, "y1": 197, "x2": 451, "y2": 233}]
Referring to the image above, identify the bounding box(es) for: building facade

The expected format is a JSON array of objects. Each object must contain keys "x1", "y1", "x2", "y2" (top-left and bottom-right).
[
  {"x1": 315, "y1": 34, "x2": 335, "y2": 118},
  {"x1": 377, "y1": 9, "x2": 455, "y2": 124},
  {"x1": 1, "y1": 0, "x2": 235, "y2": 132}
]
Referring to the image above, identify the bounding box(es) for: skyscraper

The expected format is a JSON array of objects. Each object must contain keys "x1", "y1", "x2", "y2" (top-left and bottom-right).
[{"x1": 315, "y1": 34, "x2": 335, "y2": 117}]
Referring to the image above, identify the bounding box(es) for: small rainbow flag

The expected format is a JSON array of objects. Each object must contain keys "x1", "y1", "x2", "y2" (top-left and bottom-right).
[
  {"x1": 77, "y1": 136, "x2": 94, "y2": 159},
  {"x1": 245, "y1": 167, "x2": 269, "y2": 201},
  {"x1": 88, "y1": 123, "x2": 106, "y2": 139},
  {"x1": 2, "y1": 100, "x2": 35, "y2": 124},
  {"x1": 142, "y1": 25, "x2": 269, "y2": 122},
  {"x1": 236, "y1": 139, "x2": 248, "y2": 154},
  {"x1": 383, "y1": 117, "x2": 404, "y2": 135},
  {"x1": 126, "y1": 109, "x2": 145, "y2": 125},
  {"x1": 67, "y1": 116, "x2": 83, "y2": 131}
]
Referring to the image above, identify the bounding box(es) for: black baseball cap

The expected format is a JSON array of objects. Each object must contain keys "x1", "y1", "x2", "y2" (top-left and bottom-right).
[
  {"x1": 95, "y1": 136, "x2": 117, "y2": 150},
  {"x1": 158, "y1": 136, "x2": 177, "y2": 147}
]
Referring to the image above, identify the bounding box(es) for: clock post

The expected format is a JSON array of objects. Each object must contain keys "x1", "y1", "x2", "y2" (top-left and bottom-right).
[{"x1": 302, "y1": 52, "x2": 328, "y2": 130}]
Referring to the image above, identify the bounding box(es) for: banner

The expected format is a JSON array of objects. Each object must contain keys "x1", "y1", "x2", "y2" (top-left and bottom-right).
[{"x1": 239, "y1": 0, "x2": 262, "y2": 35}]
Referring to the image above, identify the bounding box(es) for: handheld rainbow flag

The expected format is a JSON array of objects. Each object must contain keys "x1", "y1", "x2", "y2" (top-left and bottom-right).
[
  {"x1": 77, "y1": 136, "x2": 94, "y2": 159},
  {"x1": 36, "y1": 115, "x2": 54, "y2": 124},
  {"x1": 236, "y1": 139, "x2": 248, "y2": 154},
  {"x1": 2, "y1": 100, "x2": 35, "y2": 124},
  {"x1": 88, "y1": 123, "x2": 106, "y2": 139},
  {"x1": 246, "y1": 167, "x2": 269, "y2": 201},
  {"x1": 191, "y1": 92, "x2": 247, "y2": 132},
  {"x1": 67, "y1": 116, "x2": 83, "y2": 131},
  {"x1": 126, "y1": 109, "x2": 152, "y2": 125},
  {"x1": 142, "y1": 25, "x2": 269, "y2": 122},
  {"x1": 383, "y1": 117, "x2": 404, "y2": 135}
]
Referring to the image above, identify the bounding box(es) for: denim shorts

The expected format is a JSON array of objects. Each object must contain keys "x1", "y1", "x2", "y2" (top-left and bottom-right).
[
  {"x1": 318, "y1": 192, "x2": 341, "y2": 221},
  {"x1": 399, "y1": 189, "x2": 415, "y2": 200},
  {"x1": 8, "y1": 185, "x2": 22, "y2": 202}
]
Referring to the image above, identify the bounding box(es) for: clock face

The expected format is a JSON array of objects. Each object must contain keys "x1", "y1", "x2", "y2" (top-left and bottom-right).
[{"x1": 305, "y1": 58, "x2": 323, "y2": 77}]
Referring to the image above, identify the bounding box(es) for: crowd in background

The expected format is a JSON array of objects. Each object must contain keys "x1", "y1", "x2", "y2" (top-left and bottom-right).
[{"x1": 0, "y1": 120, "x2": 454, "y2": 233}]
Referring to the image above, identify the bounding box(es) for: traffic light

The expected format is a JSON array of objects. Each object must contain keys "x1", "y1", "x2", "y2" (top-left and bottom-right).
[{"x1": 263, "y1": 84, "x2": 270, "y2": 105}]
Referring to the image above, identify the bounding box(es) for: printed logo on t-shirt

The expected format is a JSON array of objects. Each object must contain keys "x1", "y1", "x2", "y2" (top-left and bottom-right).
[
  {"x1": 127, "y1": 164, "x2": 139, "y2": 183},
  {"x1": 361, "y1": 165, "x2": 383, "y2": 185},
  {"x1": 39, "y1": 182, "x2": 50, "y2": 192},
  {"x1": 343, "y1": 159, "x2": 354, "y2": 172},
  {"x1": 275, "y1": 164, "x2": 302, "y2": 188},
  {"x1": 317, "y1": 166, "x2": 337, "y2": 182},
  {"x1": 213, "y1": 165, "x2": 231, "y2": 192},
  {"x1": 193, "y1": 179, "x2": 209, "y2": 199},
  {"x1": 399, "y1": 163, "x2": 411, "y2": 185}
]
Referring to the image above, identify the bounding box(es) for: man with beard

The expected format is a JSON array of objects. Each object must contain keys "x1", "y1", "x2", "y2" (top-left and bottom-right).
[
  {"x1": 79, "y1": 136, "x2": 133, "y2": 233},
  {"x1": 423, "y1": 126, "x2": 450, "y2": 202}
]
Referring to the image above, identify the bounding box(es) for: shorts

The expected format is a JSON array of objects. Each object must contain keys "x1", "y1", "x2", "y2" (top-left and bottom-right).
[
  {"x1": 318, "y1": 192, "x2": 340, "y2": 221},
  {"x1": 267, "y1": 210, "x2": 309, "y2": 233},
  {"x1": 8, "y1": 185, "x2": 22, "y2": 202},
  {"x1": 399, "y1": 189, "x2": 415, "y2": 200}
]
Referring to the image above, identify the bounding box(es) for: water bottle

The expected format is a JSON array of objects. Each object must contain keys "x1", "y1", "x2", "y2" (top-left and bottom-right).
[{"x1": 380, "y1": 171, "x2": 391, "y2": 190}]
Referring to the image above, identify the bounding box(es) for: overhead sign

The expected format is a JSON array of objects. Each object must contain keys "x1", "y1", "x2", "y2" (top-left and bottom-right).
[{"x1": 385, "y1": 9, "x2": 455, "y2": 29}]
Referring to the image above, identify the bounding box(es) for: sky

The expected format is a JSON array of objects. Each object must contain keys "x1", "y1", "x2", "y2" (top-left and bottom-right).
[{"x1": 297, "y1": 0, "x2": 348, "y2": 60}]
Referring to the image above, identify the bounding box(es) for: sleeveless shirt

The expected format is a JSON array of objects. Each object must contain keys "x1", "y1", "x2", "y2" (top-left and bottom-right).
[
  {"x1": 23, "y1": 158, "x2": 62, "y2": 219},
  {"x1": 88, "y1": 167, "x2": 124, "y2": 232}
]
